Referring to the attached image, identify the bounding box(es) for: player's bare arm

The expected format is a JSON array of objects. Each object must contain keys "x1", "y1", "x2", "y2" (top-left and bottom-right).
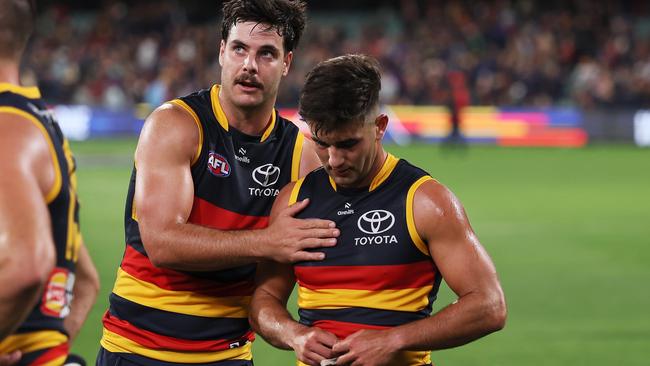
[
  {"x1": 250, "y1": 183, "x2": 338, "y2": 366},
  {"x1": 63, "y1": 240, "x2": 99, "y2": 341},
  {"x1": 136, "y1": 104, "x2": 338, "y2": 271},
  {"x1": 334, "y1": 180, "x2": 506, "y2": 365},
  {"x1": 0, "y1": 114, "x2": 57, "y2": 340}
]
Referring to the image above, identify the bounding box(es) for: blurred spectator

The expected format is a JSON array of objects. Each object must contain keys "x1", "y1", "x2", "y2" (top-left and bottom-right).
[{"x1": 22, "y1": 0, "x2": 650, "y2": 110}]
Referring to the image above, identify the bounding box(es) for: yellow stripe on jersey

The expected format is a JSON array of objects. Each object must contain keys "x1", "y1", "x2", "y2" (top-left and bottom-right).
[
  {"x1": 131, "y1": 200, "x2": 138, "y2": 222},
  {"x1": 65, "y1": 186, "x2": 78, "y2": 261},
  {"x1": 0, "y1": 107, "x2": 62, "y2": 203},
  {"x1": 101, "y1": 329, "x2": 253, "y2": 364},
  {"x1": 369, "y1": 153, "x2": 399, "y2": 192},
  {"x1": 0, "y1": 83, "x2": 41, "y2": 99},
  {"x1": 297, "y1": 351, "x2": 430, "y2": 366},
  {"x1": 168, "y1": 99, "x2": 204, "y2": 166},
  {"x1": 60, "y1": 136, "x2": 81, "y2": 262},
  {"x1": 210, "y1": 85, "x2": 229, "y2": 131},
  {"x1": 260, "y1": 109, "x2": 276, "y2": 142},
  {"x1": 112, "y1": 268, "x2": 250, "y2": 318},
  {"x1": 297, "y1": 285, "x2": 433, "y2": 313},
  {"x1": 288, "y1": 177, "x2": 306, "y2": 206},
  {"x1": 0, "y1": 330, "x2": 67, "y2": 354},
  {"x1": 407, "y1": 176, "x2": 434, "y2": 256},
  {"x1": 328, "y1": 175, "x2": 337, "y2": 191},
  {"x1": 291, "y1": 132, "x2": 304, "y2": 181}
]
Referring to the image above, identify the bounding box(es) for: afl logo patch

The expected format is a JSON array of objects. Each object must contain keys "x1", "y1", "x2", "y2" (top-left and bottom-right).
[
  {"x1": 252, "y1": 163, "x2": 280, "y2": 187},
  {"x1": 41, "y1": 268, "x2": 75, "y2": 318},
  {"x1": 207, "y1": 151, "x2": 231, "y2": 177},
  {"x1": 357, "y1": 210, "x2": 395, "y2": 234}
]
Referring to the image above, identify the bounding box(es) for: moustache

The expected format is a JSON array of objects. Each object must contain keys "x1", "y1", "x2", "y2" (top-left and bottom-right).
[{"x1": 234, "y1": 75, "x2": 263, "y2": 89}]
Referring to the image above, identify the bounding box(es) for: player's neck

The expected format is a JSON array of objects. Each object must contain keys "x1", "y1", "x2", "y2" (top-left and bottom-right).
[
  {"x1": 219, "y1": 94, "x2": 276, "y2": 137},
  {"x1": 0, "y1": 59, "x2": 21, "y2": 85},
  {"x1": 358, "y1": 148, "x2": 388, "y2": 188}
]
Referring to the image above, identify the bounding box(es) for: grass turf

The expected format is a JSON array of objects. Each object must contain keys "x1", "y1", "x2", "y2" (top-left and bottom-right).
[{"x1": 69, "y1": 139, "x2": 650, "y2": 365}]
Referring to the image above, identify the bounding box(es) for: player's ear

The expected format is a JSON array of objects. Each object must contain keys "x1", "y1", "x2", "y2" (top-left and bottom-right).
[
  {"x1": 218, "y1": 40, "x2": 226, "y2": 66},
  {"x1": 375, "y1": 113, "x2": 388, "y2": 140},
  {"x1": 282, "y1": 51, "x2": 293, "y2": 76}
]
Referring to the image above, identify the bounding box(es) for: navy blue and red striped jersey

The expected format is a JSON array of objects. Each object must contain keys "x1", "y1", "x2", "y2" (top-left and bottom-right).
[
  {"x1": 101, "y1": 84, "x2": 305, "y2": 364},
  {"x1": 290, "y1": 154, "x2": 441, "y2": 366},
  {"x1": 0, "y1": 84, "x2": 81, "y2": 366}
]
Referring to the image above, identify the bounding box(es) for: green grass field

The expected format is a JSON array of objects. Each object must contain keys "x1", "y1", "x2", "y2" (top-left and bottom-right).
[{"x1": 69, "y1": 139, "x2": 650, "y2": 365}]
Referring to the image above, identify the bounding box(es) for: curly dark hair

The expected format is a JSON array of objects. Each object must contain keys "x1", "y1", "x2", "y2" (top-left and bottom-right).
[
  {"x1": 299, "y1": 54, "x2": 382, "y2": 136},
  {"x1": 221, "y1": 0, "x2": 306, "y2": 53},
  {"x1": 0, "y1": 0, "x2": 34, "y2": 59}
]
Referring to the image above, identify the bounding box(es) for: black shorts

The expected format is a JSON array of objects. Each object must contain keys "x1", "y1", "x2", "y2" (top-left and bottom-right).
[{"x1": 95, "y1": 348, "x2": 253, "y2": 366}]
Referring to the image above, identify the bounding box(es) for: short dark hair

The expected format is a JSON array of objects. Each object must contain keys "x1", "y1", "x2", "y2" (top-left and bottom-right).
[
  {"x1": 299, "y1": 54, "x2": 382, "y2": 136},
  {"x1": 0, "y1": 0, "x2": 34, "y2": 59},
  {"x1": 221, "y1": 0, "x2": 306, "y2": 53}
]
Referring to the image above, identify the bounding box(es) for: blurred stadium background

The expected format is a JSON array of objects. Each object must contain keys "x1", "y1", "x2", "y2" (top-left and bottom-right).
[{"x1": 22, "y1": 0, "x2": 650, "y2": 364}]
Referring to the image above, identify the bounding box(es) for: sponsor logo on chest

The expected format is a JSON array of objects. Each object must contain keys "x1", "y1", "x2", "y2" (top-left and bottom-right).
[
  {"x1": 248, "y1": 163, "x2": 281, "y2": 197},
  {"x1": 354, "y1": 209, "x2": 398, "y2": 246}
]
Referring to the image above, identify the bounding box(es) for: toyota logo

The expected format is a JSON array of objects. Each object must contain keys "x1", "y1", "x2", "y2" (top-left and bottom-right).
[
  {"x1": 357, "y1": 210, "x2": 395, "y2": 234},
  {"x1": 252, "y1": 164, "x2": 281, "y2": 187}
]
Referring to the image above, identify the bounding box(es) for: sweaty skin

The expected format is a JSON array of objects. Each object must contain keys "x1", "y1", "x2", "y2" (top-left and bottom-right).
[{"x1": 250, "y1": 115, "x2": 506, "y2": 366}]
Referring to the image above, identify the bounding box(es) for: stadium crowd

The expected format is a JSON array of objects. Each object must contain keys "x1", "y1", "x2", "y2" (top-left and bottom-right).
[{"x1": 23, "y1": 0, "x2": 650, "y2": 110}]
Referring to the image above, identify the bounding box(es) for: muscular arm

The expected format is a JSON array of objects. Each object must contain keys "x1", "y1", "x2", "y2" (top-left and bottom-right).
[
  {"x1": 390, "y1": 181, "x2": 506, "y2": 349},
  {"x1": 250, "y1": 185, "x2": 338, "y2": 366},
  {"x1": 0, "y1": 114, "x2": 57, "y2": 340},
  {"x1": 136, "y1": 104, "x2": 337, "y2": 271},
  {"x1": 335, "y1": 180, "x2": 506, "y2": 364},
  {"x1": 63, "y1": 240, "x2": 99, "y2": 341}
]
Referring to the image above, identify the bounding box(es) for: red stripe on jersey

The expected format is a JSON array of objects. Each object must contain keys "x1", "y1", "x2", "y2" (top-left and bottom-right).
[
  {"x1": 188, "y1": 197, "x2": 269, "y2": 230},
  {"x1": 103, "y1": 311, "x2": 254, "y2": 351},
  {"x1": 312, "y1": 319, "x2": 389, "y2": 340},
  {"x1": 120, "y1": 245, "x2": 254, "y2": 296},
  {"x1": 295, "y1": 261, "x2": 435, "y2": 291},
  {"x1": 30, "y1": 342, "x2": 69, "y2": 366}
]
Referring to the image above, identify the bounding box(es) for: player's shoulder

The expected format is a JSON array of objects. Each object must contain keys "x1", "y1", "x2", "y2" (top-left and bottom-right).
[
  {"x1": 142, "y1": 100, "x2": 203, "y2": 137},
  {"x1": 412, "y1": 174, "x2": 462, "y2": 221},
  {"x1": 395, "y1": 157, "x2": 433, "y2": 180},
  {"x1": 391, "y1": 158, "x2": 458, "y2": 213},
  {"x1": 0, "y1": 108, "x2": 51, "y2": 152},
  {"x1": 136, "y1": 101, "x2": 201, "y2": 161},
  {"x1": 0, "y1": 107, "x2": 56, "y2": 191}
]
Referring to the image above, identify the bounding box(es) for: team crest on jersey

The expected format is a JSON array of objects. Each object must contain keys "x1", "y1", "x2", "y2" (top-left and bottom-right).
[
  {"x1": 207, "y1": 151, "x2": 231, "y2": 177},
  {"x1": 41, "y1": 268, "x2": 75, "y2": 318}
]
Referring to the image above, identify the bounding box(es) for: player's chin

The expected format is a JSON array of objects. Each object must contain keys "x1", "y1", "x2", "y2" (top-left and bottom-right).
[
  {"x1": 331, "y1": 174, "x2": 356, "y2": 187},
  {"x1": 232, "y1": 94, "x2": 264, "y2": 109}
]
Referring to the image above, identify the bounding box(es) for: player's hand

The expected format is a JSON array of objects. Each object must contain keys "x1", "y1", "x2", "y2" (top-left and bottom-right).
[
  {"x1": 332, "y1": 329, "x2": 399, "y2": 366},
  {"x1": 0, "y1": 351, "x2": 22, "y2": 366},
  {"x1": 290, "y1": 325, "x2": 338, "y2": 366},
  {"x1": 265, "y1": 199, "x2": 339, "y2": 263}
]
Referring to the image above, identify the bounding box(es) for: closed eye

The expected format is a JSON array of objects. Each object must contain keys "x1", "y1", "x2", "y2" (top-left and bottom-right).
[
  {"x1": 335, "y1": 139, "x2": 359, "y2": 149},
  {"x1": 312, "y1": 138, "x2": 329, "y2": 148}
]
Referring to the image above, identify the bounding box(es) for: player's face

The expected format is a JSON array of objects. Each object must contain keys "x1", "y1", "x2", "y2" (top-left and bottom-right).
[
  {"x1": 311, "y1": 114, "x2": 388, "y2": 189},
  {"x1": 219, "y1": 21, "x2": 292, "y2": 111}
]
